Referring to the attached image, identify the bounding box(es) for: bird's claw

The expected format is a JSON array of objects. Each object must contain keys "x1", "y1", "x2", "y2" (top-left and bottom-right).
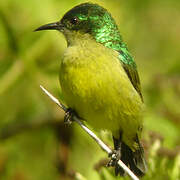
[
  {"x1": 64, "y1": 108, "x2": 75, "y2": 125},
  {"x1": 107, "y1": 150, "x2": 121, "y2": 167}
]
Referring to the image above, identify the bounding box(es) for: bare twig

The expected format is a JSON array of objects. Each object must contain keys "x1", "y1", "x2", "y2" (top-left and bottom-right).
[{"x1": 40, "y1": 85, "x2": 139, "y2": 180}]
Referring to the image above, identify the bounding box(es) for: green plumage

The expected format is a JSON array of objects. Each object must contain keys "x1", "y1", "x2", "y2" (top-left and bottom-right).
[{"x1": 35, "y1": 2, "x2": 147, "y2": 177}]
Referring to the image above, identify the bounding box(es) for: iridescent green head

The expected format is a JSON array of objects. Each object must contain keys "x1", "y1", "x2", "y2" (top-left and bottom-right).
[
  {"x1": 35, "y1": 3, "x2": 135, "y2": 66},
  {"x1": 60, "y1": 3, "x2": 119, "y2": 37},
  {"x1": 36, "y1": 3, "x2": 122, "y2": 48}
]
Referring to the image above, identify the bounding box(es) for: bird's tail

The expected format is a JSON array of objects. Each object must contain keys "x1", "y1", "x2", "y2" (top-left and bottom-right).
[{"x1": 113, "y1": 135, "x2": 147, "y2": 177}]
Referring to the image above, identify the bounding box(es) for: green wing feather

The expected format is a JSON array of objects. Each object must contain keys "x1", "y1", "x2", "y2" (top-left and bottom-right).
[
  {"x1": 118, "y1": 50, "x2": 143, "y2": 101},
  {"x1": 122, "y1": 62, "x2": 143, "y2": 101}
]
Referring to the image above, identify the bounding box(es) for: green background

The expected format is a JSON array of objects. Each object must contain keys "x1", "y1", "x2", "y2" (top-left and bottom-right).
[{"x1": 0, "y1": 0, "x2": 179, "y2": 179}]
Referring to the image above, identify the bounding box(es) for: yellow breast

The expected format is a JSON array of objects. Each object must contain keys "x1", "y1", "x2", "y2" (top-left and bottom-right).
[{"x1": 59, "y1": 34, "x2": 144, "y2": 148}]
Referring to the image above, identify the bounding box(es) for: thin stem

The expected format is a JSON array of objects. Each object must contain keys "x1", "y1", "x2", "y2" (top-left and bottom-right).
[{"x1": 40, "y1": 85, "x2": 139, "y2": 180}]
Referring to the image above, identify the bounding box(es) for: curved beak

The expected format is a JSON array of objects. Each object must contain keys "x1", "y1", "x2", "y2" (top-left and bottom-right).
[{"x1": 34, "y1": 21, "x2": 63, "y2": 31}]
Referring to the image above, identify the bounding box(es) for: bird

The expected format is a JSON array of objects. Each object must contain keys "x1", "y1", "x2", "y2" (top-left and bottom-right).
[{"x1": 35, "y1": 2, "x2": 147, "y2": 177}]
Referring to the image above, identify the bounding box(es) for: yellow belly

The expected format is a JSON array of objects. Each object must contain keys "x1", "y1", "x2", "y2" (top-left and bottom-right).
[{"x1": 59, "y1": 41, "x2": 143, "y2": 148}]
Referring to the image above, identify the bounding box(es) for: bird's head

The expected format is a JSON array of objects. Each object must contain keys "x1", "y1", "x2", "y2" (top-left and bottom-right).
[{"x1": 35, "y1": 3, "x2": 121, "y2": 46}]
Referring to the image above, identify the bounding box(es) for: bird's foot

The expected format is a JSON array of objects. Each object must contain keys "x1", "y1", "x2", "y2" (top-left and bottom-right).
[
  {"x1": 107, "y1": 150, "x2": 121, "y2": 167},
  {"x1": 64, "y1": 108, "x2": 75, "y2": 125}
]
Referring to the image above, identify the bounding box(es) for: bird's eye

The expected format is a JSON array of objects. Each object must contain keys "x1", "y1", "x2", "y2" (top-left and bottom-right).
[{"x1": 70, "y1": 17, "x2": 79, "y2": 25}]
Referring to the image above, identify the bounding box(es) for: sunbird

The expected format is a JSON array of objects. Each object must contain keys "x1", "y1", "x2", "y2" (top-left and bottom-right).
[{"x1": 35, "y1": 3, "x2": 147, "y2": 177}]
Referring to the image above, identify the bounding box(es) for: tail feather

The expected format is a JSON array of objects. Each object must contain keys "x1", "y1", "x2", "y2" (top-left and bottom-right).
[{"x1": 113, "y1": 135, "x2": 147, "y2": 177}]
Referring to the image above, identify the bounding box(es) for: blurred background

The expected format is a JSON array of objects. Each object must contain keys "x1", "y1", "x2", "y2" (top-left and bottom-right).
[{"x1": 0, "y1": 0, "x2": 180, "y2": 179}]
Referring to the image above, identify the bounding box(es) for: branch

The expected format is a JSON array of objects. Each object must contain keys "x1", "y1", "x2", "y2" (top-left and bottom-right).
[{"x1": 40, "y1": 85, "x2": 139, "y2": 180}]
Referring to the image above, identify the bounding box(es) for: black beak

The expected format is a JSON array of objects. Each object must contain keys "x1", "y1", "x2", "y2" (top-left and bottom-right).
[{"x1": 34, "y1": 22, "x2": 63, "y2": 31}]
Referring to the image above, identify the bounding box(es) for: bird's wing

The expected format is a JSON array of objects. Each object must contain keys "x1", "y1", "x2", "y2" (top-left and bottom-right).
[
  {"x1": 122, "y1": 62, "x2": 143, "y2": 101},
  {"x1": 118, "y1": 51, "x2": 143, "y2": 101}
]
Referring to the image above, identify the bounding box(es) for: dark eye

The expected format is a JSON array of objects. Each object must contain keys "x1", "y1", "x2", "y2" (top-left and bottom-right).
[{"x1": 70, "y1": 17, "x2": 79, "y2": 25}]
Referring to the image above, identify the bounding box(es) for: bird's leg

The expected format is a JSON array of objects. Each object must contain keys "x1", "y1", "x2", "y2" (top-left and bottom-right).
[
  {"x1": 64, "y1": 108, "x2": 76, "y2": 125},
  {"x1": 107, "y1": 149, "x2": 121, "y2": 167},
  {"x1": 107, "y1": 136, "x2": 122, "y2": 167}
]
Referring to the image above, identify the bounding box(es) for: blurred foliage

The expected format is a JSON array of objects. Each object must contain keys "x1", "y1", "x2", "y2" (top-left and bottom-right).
[{"x1": 0, "y1": 0, "x2": 180, "y2": 179}]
